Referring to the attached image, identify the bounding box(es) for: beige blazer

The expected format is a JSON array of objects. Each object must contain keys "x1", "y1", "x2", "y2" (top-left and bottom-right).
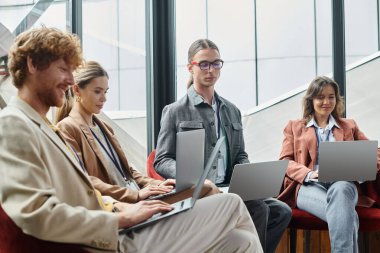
[
  {"x1": 278, "y1": 118, "x2": 380, "y2": 208},
  {"x1": 57, "y1": 112, "x2": 162, "y2": 203},
  {"x1": 0, "y1": 97, "x2": 119, "y2": 252}
]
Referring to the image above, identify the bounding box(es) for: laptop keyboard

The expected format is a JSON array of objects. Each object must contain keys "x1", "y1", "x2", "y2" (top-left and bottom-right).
[
  {"x1": 146, "y1": 200, "x2": 185, "y2": 222},
  {"x1": 172, "y1": 200, "x2": 185, "y2": 210},
  {"x1": 148, "y1": 189, "x2": 176, "y2": 200}
]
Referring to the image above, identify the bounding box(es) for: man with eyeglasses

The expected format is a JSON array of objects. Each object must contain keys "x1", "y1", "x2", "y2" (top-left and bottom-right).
[{"x1": 154, "y1": 39, "x2": 291, "y2": 253}]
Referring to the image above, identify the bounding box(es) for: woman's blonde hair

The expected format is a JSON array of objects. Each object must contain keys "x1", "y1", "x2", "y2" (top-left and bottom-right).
[
  {"x1": 302, "y1": 76, "x2": 345, "y2": 122},
  {"x1": 54, "y1": 61, "x2": 108, "y2": 123}
]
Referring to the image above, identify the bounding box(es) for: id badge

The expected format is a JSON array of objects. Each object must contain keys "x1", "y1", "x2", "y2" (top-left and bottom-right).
[{"x1": 217, "y1": 152, "x2": 225, "y2": 179}]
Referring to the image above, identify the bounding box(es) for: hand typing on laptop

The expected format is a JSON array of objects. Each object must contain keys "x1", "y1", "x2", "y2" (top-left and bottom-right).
[
  {"x1": 159, "y1": 179, "x2": 176, "y2": 187},
  {"x1": 139, "y1": 183, "x2": 175, "y2": 200},
  {"x1": 114, "y1": 200, "x2": 174, "y2": 228}
]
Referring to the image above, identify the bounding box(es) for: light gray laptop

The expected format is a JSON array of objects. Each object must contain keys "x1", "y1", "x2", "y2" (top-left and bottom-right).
[
  {"x1": 221, "y1": 160, "x2": 288, "y2": 201},
  {"x1": 318, "y1": 140, "x2": 378, "y2": 182},
  {"x1": 149, "y1": 129, "x2": 205, "y2": 200},
  {"x1": 120, "y1": 136, "x2": 225, "y2": 234}
]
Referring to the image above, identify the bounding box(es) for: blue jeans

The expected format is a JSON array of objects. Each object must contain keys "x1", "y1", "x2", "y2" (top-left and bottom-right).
[{"x1": 297, "y1": 181, "x2": 359, "y2": 253}]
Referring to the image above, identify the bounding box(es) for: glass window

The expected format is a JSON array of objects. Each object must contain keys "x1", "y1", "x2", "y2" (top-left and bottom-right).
[
  {"x1": 345, "y1": 0, "x2": 378, "y2": 65},
  {"x1": 82, "y1": 0, "x2": 146, "y2": 112},
  {"x1": 176, "y1": 0, "x2": 256, "y2": 110},
  {"x1": 176, "y1": 0, "x2": 380, "y2": 111},
  {"x1": 175, "y1": 0, "x2": 207, "y2": 99},
  {"x1": 256, "y1": 0, "x2": 316, "y2": 104},
  {"x1": 0, "y1": 1, "x2": 66, "y2": 35},
  {"x1": 34, "y1": 1, "x2": 67, "y2": 31},
  {"x1": 315, "y1": 0, "x2": 332, "y2": 75},
  {"x1": 208, "y1": 0, "x2": 256, "y2": 109},
  {"x1": 0, "y1": 4, "x2": 32, "y2": 31}
]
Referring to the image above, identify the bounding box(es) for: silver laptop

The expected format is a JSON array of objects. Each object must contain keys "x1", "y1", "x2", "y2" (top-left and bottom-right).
[
  {"x1": 221, "y1": 160, "x2": 288, "y2": 201},
  {"x1": 318, "y1": 140, "x2": 378, "y2": 182},
  {"x1": 120, "y1": 136, "x2": 225, "y2": 234},
  {"x1": 149, "y1": 129, "x2": 205, "y2": 200}
]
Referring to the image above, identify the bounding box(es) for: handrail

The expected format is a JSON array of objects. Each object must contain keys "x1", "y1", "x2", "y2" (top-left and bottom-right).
[{"x1": 243, "y1": 51, "x2": 380, "y2": 117}]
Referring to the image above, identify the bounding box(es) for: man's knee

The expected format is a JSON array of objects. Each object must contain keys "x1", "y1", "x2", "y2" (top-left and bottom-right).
[
  {"x1": 275, "y1": 200, "x2": 292, "y2": 222},
  {"x1": 267, "y1": 200, "x2": 292, "y2": 228},
  {"x1": 244, "y1": 199, "x2": 270, "y2": 219}
]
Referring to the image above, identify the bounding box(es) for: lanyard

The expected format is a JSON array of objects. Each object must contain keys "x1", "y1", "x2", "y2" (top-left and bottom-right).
[
  {"x1": 314, "y1": 127, "x2": 331, "y2": 147},
  {"x1": 215, "y1": 99, "x2": 221, "y2": 139},
  {"x1": 90, "y1": 126, "x2": 127, "y2": 181}
]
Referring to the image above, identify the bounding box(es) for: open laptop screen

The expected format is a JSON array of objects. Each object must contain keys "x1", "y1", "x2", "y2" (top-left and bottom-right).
[{"x1": 318, "y1": 140, "x2": 378, "y2": 182}]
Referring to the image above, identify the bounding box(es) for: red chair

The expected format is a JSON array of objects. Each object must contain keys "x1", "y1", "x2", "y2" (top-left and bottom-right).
[
  {"x1": 0, "y1": 204, "x2": 89, "y2": 253},
  {"x1": 289, "y1": 206, "x2": 380, "y2": 253},
  {"x1": 147, "y1": 149, "x2": 164, "y2": 180}
]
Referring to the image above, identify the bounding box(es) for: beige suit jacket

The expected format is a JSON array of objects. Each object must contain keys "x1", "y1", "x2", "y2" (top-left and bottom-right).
[
  {"x1": 278, "y1": 118, "x2": 380, "y2": 208},
  {"x1": 57, "y1": 112, "x2": 162, "y2": 203},
  {"x1": 0, "y1": 97, "x2": 119, "y2": 252}
]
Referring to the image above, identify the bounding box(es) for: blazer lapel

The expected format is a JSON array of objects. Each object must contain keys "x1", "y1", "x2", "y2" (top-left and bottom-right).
[
  {"x1": 305, "y1": 126, "x2": 318, "y2": 165},
  {"x1": 94, "y1": 117, "x2": 133, "y2": 177},
  {"x1": 40, "y1": 123, "x2": 84, "y2": 170},
  {"x1": 79, "y1": 121, "x2": 111, "y2": 171},
  {"x1": 333, "y1": 127, "x2": 344, "y2": 141},
  {"x1": 10, "y1": 97, "x2": 93, "y2": 187}
]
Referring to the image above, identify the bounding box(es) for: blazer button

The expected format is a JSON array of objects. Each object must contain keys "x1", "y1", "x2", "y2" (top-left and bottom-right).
[
  {"x1": 212, "y1": 165, "x2": 217, "y2": 170},
  {"x1": 87, "y1": 190, "x2": 94, "y2": 195},
  {"x1": 212, "y1": 142, "x2": 216, "y2": 147},
  {"x1": 210, "y1": 122, "x2": 215, "y2": 126}
]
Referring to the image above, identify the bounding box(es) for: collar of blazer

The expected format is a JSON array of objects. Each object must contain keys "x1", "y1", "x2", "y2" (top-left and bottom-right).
[
  {"x1": 9, "y1": 97, "x2": 93, "y2": 187},
  {"x1": 69, "y1": 112, "x2": 111, "y2": 171},
  {"x1": 68, "y1": 111, "x2": 129, "y2": 179}
]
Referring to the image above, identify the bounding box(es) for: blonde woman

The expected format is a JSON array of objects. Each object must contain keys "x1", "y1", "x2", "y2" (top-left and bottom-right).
[{"x1": 55, "y1": 61, "x2": 219, "y2": 204}]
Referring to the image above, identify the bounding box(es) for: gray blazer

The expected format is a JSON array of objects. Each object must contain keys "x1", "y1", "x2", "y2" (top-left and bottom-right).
[
  {"x1": 154, "y1": 86, "x2": 249, "y2": 183},
  {"x1": 0, "y1": 97, "x2": 118, "y2": 252}
]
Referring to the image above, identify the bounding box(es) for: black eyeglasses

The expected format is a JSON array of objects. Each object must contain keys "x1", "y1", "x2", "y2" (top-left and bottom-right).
[{"x1": 191, "y1": 60, "x2": 224, "y2": 71}]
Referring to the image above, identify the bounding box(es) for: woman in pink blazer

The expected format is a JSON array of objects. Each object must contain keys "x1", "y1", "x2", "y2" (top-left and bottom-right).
[{"x1": 278, "y1": 76, "x2": 380, "y2": 253}]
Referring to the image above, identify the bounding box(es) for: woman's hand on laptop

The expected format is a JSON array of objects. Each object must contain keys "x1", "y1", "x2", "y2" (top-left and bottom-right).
[
  {"x1": 116, "y1": 200, "x2": 173, "y2": 228},
  {"x1": 159, "y1": 178, "x2": 176, "y2": 187},
  {"x1": 138, "y1": 184, "x2": 174, "y2": 200}
]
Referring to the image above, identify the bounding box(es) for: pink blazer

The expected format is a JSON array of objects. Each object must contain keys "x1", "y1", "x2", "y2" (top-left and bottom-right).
[{"x1": 278, "y1": 118, "x2": 380, "y2": 208}]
